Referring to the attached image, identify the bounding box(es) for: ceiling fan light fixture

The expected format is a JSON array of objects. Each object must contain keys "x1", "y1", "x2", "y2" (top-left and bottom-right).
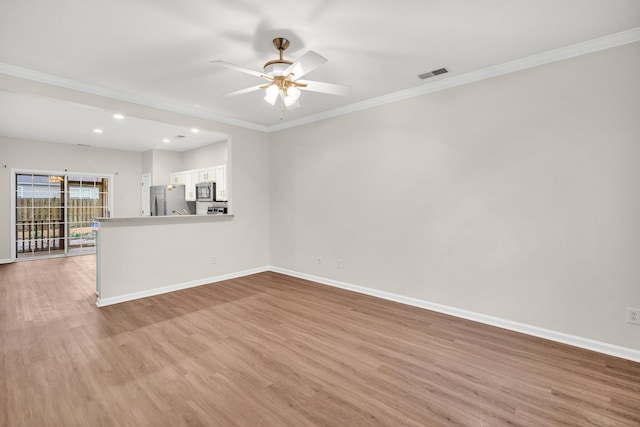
[
  {"x1": 264, "y1": 84, "x2": 279, "y2": 105},
  {"x1": 284, "y1": 86, "x2": 301, "y2": 107},
  {"x1": 283, "y1": 95, "x2": 297, "y2": 107}
]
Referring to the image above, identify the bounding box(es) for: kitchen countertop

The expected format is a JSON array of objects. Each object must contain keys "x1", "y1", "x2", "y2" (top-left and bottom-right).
[{"x1": 97, "y1": 214, "x2": 234, "y2": 227}]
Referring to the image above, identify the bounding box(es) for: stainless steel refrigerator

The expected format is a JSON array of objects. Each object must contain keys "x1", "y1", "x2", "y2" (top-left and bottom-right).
[{"x1": 150, "y1": 185, "x2": 194, "y2": 216}]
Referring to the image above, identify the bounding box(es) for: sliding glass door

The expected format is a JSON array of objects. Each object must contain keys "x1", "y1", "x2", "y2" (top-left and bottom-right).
[{"x1": 15, "y1": 173, "x2": 111, "y2": 259}]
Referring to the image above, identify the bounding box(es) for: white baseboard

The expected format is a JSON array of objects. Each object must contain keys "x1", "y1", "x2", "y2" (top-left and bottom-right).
[
  {"x1": 93, "y1": 263, "x2": 639, "y2": 363},
  {"x1": 0, "y1": 258, "x2": 12, "y2": 264},
  {"x1": 96, "y1": 266, "x2": 270, "y2": 307},
  {"x1": 268, "y1": 266, "x2": 640, "y2": 363}
]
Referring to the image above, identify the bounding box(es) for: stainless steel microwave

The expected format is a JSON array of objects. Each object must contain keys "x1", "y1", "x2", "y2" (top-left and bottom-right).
[{"x1": 195, "y1": 182, "x2": 216, "y2": 202}]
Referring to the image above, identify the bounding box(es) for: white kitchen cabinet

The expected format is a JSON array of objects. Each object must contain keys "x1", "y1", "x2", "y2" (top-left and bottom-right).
[
  {"x1": 169, "y1": 172, "x2": 186, "y2": 185},
  {"x1": 198, "y1": 167, "x2": 216, "y2": 183},
  {"x1": 184, "y1": 171, "x2": 199, "y2": 201},
  {"x1": 214, "y1": 165, "x2": 227, "y2": 201},
  {"x1": 170, "y1": 165, "x2": 226, "y2": 202}
]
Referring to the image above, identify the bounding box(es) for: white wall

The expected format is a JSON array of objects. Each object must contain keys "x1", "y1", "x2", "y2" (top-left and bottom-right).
[
  {"x1": 145, "y1": 142, "x2": 228, "y2": 185},
  {"x1": 98, "y1": 128, "x2": 270, "y2": 298},
  {"x1": 150, "y1": 149, "x2": 182, "y2": 186},
  {"x1": 142, "y1": 149, "x2": 152, "y2": 175},
  {"x1": 269, "y1": 42, "x2": 640, "y2": 351},
  {"x1": 0, "y1": 135, "x2": 142, "y2": 261},
  {"x1": 182, "y1": 140, "x2": 228, "y2": 171}
]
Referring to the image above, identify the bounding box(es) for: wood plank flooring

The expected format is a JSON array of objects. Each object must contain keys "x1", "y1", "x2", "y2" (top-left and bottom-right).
[{"x1": 1, "y1": 256, "x2": 639, "y2": 426}]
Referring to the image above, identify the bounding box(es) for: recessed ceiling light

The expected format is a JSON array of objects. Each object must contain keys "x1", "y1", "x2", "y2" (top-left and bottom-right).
[
  {"x1": 93, "y1": 129, "x2": 103, "y2": 134},
  {"x1": 113, "y1": 113, "x2": 125, "y2": 120},
  {"x1": 191, "y1": 128, "x2": 200, "y2": 133},
  {"x1": 162, "y1": 138, "x2": 171, "y2": 144}
]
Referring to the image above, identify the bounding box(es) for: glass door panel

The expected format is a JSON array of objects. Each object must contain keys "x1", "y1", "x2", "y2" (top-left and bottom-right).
[
  {"x1": 67, "y1": 176, "x2": 104, "y2": 254},
  {"x1": 16, "y1": 174, "x2": 65, "y2": 258}
]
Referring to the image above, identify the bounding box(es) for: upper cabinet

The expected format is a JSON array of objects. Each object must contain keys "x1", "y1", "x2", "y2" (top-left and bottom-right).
[
  {"x1": 198, "y1": 168, "x2": 215, "y2": 182},
  {"x1": 214, "y1": 165, "x2": 227, "y2": 201},
  {"x1": 184, "y1": 171, "x2": 199, "y2": 201},
  {"x1": 169, "y1": 172, "x2": 186, "y2": 185},
  {"x1": 170, "y1": 165, "x2": 227, "y2": 202},
  {"x1": 169, "y1": 171, "x2": 197, "y2": 200}
]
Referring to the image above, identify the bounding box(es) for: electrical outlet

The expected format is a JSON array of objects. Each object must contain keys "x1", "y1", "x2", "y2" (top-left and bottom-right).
[
  {"x1": 211, "y1": 255, "x2": 217, "y2": 265},
  {"x1": 627, "y1": 308, "x2": 640, "y2": 325},
  {"x1": 336, "y1": 258, "x2": 343, "y2": 269},
  {"x1": 317, "y1": 256, "x2": 323, "y2": 265}
]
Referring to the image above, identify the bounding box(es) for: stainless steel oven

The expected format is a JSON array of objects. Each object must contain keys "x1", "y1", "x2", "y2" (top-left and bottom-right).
[{"x1": 195, "y1": 182, "x2": 216, "y2": 202}]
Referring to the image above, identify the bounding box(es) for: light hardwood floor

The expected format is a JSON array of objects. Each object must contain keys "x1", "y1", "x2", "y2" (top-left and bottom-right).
[{"x1": 1, "y1": 256, "x2": 638, "y2": 426}]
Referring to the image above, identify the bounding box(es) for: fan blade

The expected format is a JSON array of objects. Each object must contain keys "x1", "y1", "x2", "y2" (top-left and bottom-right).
[
  {"x1": 211, "y1": 60, "x2": 268, "y2": 79},
  {"x1": 223, "y1": 84, "x2": 265, "y2": 97},
  {"x1": 296, "y1": 80, "x2": 350, "y2": 96},
  {"x1": 283, "y1": 51, "x2": 327, "y2": 81}
]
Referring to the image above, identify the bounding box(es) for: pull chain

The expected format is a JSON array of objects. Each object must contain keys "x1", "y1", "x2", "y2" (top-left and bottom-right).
[{"x1": 279, "y1": 96, "x2": 286, "y2": 120}]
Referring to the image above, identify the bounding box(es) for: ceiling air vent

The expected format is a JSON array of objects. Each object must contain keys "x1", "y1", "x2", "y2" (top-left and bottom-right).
[
  {"x1": 418, "y1": 67, "x2": 448, "y2": 80},
  {"x1": 175, "y1": 135, "x2": 186, "y2": 139}
]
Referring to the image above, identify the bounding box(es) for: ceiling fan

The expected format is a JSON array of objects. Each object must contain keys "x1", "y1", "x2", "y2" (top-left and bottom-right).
[{"x1": 211, "y1": 38, "x2": 349, "y2": 118}]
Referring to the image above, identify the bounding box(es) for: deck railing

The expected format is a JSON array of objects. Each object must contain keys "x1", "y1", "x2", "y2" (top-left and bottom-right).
[
  {"x1": 16, "y1": 197, "x2": 103, "y2": 254},
  {"x1": 16, "y1": 220, "x2": 65, "y2": 253}
]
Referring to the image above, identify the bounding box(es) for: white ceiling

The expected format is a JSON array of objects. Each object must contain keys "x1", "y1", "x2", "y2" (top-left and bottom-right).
[
  {"x1": 0, "y1": 0, "x2": 639, "y2": 151},
  {"x1": 0, "y1": 91, "x2": 227, "y2": 152}
]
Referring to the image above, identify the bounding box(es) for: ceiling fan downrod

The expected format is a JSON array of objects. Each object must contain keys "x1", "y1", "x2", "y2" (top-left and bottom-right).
[{"x1": 264, "y1": 38, "x2": 292, "y2": 70}]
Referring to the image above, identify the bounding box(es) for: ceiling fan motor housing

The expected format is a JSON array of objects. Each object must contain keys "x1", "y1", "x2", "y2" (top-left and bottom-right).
[
  {"x1": 263, "y1": 38, "x2": 293, "y2": 76},
  {"x1": 263, "y1": 60, "x2": 292, "y2": 76}
]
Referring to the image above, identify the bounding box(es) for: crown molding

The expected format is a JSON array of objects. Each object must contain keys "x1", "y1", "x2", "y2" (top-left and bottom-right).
[
  {"x1": 0, "y1": 62, "x2": 270, "y2": 133},
  {"x1": 1, "y1": 27, "x2": 639, "y2": 134},
  {"x1": 268, "y1": 27, "x2": 640, "y2": 132}
]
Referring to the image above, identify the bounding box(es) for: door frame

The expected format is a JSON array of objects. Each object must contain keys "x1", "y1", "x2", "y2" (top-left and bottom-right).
[
  {"x1": 141, "y1": 173, "x2": 151, "y2": 216},
  {"x1": 10, "y1": 168, "x2": 114, "y2": 262}
]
